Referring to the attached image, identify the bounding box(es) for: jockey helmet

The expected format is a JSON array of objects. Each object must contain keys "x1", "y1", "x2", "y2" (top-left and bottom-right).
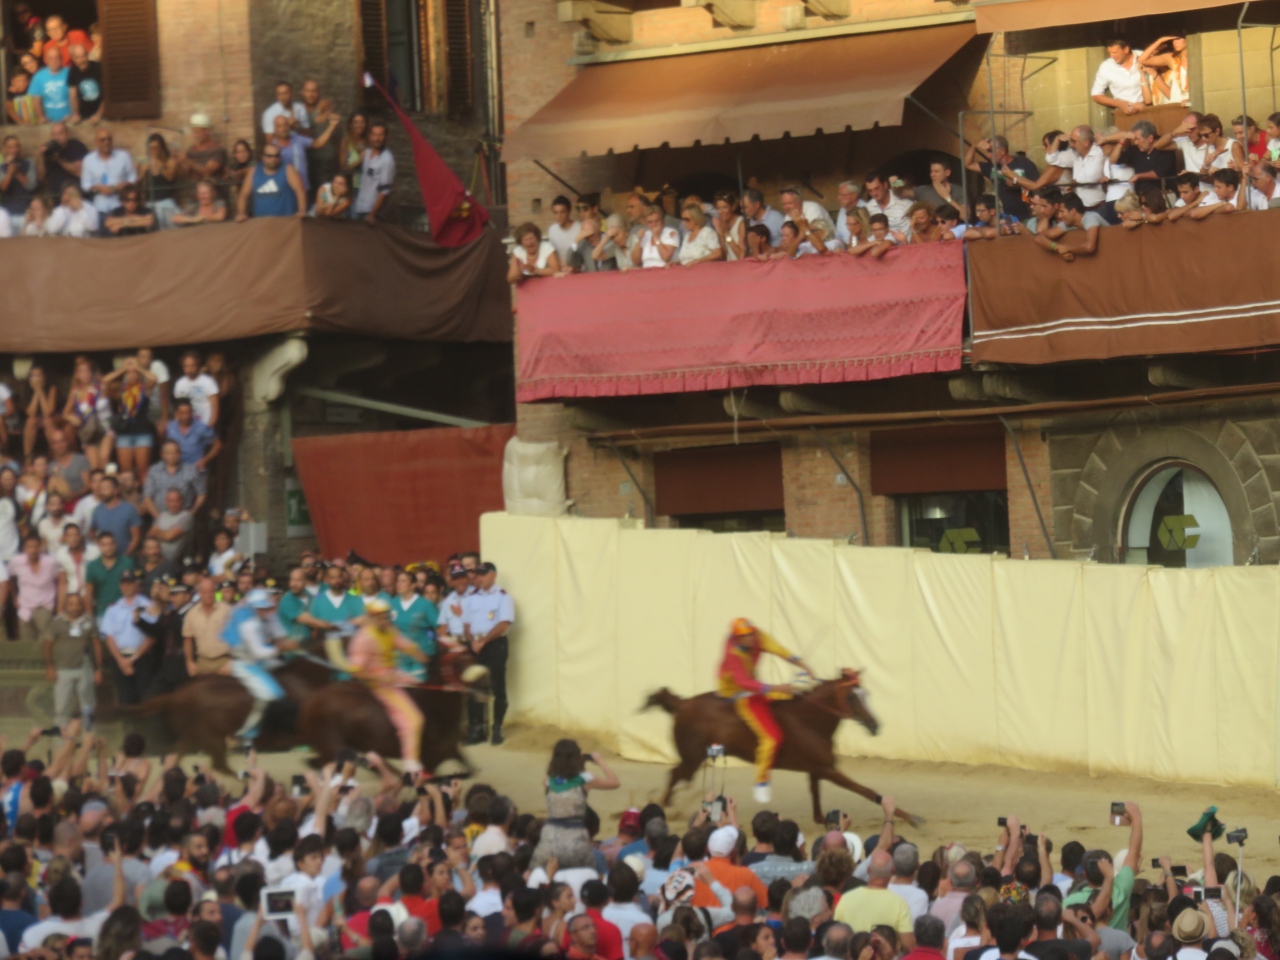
[
  {"x1": 244, "y1": 588, "x2": 277, "y2": 610},
  {"x1": 731, "y1": 617, "x2": 757, "y2": 639}
]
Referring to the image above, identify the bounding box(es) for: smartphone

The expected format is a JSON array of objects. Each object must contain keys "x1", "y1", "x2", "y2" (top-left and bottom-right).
[
  {"x1": 997, "y1": 817, "x2": 1008, "y2": 827},
  {"x1": 1024, "y1": 833, "x2": 1039, "y2": 847},
  {"x1": 290, "y1": 774, "x2": 306, "y2": 798},
  {"x1": 1194, "y1": 890, "x2": 1203, "y2": 903},
  {"x1": 1173, "y1": 866, "x2": 1188, "y2": 877},
  {"x1": 707, "y1": 799, "x2": 724, "y2": 824},
  {"x1": 1204, "y1": 887, "x2": 1222, "y2": 900},
  {"x1": 1110, "y1": 801, "x2": 1126, "y2": 826}
]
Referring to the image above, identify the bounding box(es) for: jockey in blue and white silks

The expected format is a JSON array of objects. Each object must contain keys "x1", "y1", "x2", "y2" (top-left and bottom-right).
[{"x1": 222, "y1": 588, "x2": 296, "y2": 742}]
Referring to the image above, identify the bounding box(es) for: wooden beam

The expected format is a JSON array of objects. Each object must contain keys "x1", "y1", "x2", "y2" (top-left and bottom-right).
[
  {"x1": 778, "y1": 389, "x2": 848, "y2": 415},
  {"x1": 1147, "y1": 359, "x2": 1219, "y2": 390},
  {"x1": 723, "y1": 392, "x2": 786, "y2": 420}
]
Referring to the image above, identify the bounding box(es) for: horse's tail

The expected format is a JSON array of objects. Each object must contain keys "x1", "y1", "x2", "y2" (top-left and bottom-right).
[{"x1": 642, "y1": 688, "x2": 682, "y2": 715}]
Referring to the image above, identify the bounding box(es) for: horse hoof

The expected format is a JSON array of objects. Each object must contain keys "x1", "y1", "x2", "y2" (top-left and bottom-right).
[{"x1": 907, "y1": 814, "x2": 926, "y2": 829}]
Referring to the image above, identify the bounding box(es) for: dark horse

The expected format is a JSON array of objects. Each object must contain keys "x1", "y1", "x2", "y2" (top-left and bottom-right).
[
  {"x1": 121, "y1": 653, "x2": 482, "y2": 777},
  {"x1": 644, "y1": 670, "x2": 923, "y2": 826}
]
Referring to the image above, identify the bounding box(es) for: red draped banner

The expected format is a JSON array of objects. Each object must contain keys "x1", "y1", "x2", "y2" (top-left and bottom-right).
[
  {"x1": 291, "y1": 425, "x2": 514, "y2": 565},
  {"x1": 515, "y1": 243, "x2": 967, "y2": 401}
]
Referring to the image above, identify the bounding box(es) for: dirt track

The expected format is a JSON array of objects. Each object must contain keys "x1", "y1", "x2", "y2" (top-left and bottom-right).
[{"x1": 12, "y1": 717, "x2": 1280, "y2": 882}]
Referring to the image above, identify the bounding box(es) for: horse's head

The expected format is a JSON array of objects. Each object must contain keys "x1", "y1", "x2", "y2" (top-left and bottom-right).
[
  {"x1": 441, "y1": 650, "x2": 490, "y2": 691},
  {"x1": 827, "y1": 668, "x2": 879, "y2": 735}
]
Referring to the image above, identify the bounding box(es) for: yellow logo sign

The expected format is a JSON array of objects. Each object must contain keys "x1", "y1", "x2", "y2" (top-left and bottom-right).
[
  {"x1": 940, "y1": 528, "x2": 982, "y2": 554},
  {"x1": 1157, "y1": 515, "x2": 1200, "y2": 551}
]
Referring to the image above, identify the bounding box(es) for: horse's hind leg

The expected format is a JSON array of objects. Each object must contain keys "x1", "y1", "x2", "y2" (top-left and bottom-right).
[
  {"x1": 660, "y1": 757, "x2": 700, "y2": 807},
  {"x1": 817, "y1": 765, "x2": 925, "y2": 828},
  {"x1": 808, "y1": 773, "x2": 824, "y2": 824}
]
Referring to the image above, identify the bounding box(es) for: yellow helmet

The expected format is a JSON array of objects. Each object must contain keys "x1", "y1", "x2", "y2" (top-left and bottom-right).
[{"x1": 730, "y1": 618, "x2": 757, "y2": 638}]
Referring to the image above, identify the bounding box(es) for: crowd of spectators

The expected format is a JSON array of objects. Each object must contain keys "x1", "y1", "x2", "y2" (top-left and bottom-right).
[
  {"x1": 507, "y1": 33, "x2": 1278, "y2": 279},
  {"x1": 0, "y1": 73, "x2": 397, "y2": 237},
  {"x1": 0, "y1": 726, "x2": 1269, "y2": 960}
]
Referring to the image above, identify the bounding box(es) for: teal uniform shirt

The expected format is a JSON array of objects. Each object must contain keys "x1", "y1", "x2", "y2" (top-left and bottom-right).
[
  {"x1": 310, "y1": 588, "x2": 365, "y2": 626},
  {"x1": 278, "y1": 590, "x2": 313, "y2": 641},
  {"x1": 392, "y1": 593, "x2": 439, "y2": 679}
]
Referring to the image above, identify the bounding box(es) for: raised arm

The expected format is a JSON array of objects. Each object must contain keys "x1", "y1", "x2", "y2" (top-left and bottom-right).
[{"x1": 583, "y1": 751, "x2": 620, "y2": 790}]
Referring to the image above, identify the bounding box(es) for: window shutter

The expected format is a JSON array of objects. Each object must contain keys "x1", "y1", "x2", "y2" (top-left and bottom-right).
[
  {"x1": 100, "y1": 0, "x2": 160, "y2": 120},
  {"x1": 360, "y1": 0, "x2": 389, "y2": 106},
  {"x1": 445, "y1": 0, "x2": 473, "y2": 116}
]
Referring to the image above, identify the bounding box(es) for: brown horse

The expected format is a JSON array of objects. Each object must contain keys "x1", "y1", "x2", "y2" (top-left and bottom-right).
[{"x1": 644, "y1": 670, "x2": 924, "y2": 827}]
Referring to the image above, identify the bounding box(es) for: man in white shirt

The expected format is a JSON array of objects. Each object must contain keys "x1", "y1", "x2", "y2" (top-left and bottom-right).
[
  {"x1": 888, "y1": 843, "x2": 929, "y2": 920},
  {"x1": 71, "y1": 473, "x2": 105, "y2": 537},
  {"x1": 863, "y1": 174, "x2": 912, "y2": 235},
  {"x1": 261, "y1": 80, "x2": 310, "y2": 135},
  {"x1": 38, "y1": 494, "x2": 71, "y2": 558},
  {"x1": 1005, "y1": 127, "x2": 1108, "y2": 216},
  {"x1": 173, "y1": 351, "x2": 219, "y2": 426},
  {"x1": 779, "y1": 186, "x2": 836, "y2": 251},
  {"x1": 833, "y1": 180, "x2": 868, "y2": 246},
  {"x1": 278, "y1": 835, "x2": 328, "y2": 932},
  {"x1": 546, "y1": 196, "x2": 580, "y2": 263},
  {"x1": 470, "y1": 795, "x2": 513, "y2": 859},
  {"x1": 353, "y1": 122, "x2": 395, "y2": 224},
  {"x1": 80, "y1": 127, "x2": 136, "y2": 215},
  {"x1": 1091, "y1": 38, "x2": 1147, "y2": 116},
  {"x1": 1189, "y1": 168, "x2": 1268, "y2": 218}
]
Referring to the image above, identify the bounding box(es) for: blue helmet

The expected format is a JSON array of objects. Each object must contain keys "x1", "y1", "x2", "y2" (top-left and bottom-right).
[{"x1": 244, "y1": 588, "x2": 277, "y2": 610}]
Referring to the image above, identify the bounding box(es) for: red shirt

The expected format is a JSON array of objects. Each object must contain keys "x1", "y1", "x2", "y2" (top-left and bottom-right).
[
  {"x1": 902, "y1": 947, "x2": 946, "y2": 960},
  {"x1": 704, "y1": 857, "x2": 768, "y2": 905},
  {"x1": 221, "y1": 803, "x2": 251, "y2": 851},
  {"x1": 46, "y1": 30, "x2": 90, "y2": 64},
  {"x1": 379, "y1": 894, "x2": 441, "y2": 936},
  {"x1": 560, "y1": 910, "x2": 623, "y2": 960},
  {"x1": 342, "y1": 909, "x2": 371, "y2": 951}
]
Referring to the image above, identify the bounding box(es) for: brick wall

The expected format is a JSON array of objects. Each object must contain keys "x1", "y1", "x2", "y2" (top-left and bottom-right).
[
  {"x1": 782, "y1": 432, "x2": 894, "y2": 545},
  {"x1": 1005, "y1": 424, "x2": 1053, "y2": 559}
]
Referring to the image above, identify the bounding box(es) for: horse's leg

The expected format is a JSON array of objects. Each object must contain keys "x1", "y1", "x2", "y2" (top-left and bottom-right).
[
  {"x1": 816, "y1": 765, "x2": 925, "y2": 828},
  {"x1": 808, "y1": 773, "x2": 824, "y2": 824},
  {"x1": 660, "y1": 758, "x2": 700, "y2": 807},
  {"x1": 208, "y1": 737, "x2": 232, "y2": 777}
]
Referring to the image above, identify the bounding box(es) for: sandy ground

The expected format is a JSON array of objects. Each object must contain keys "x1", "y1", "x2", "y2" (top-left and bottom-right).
[{"x1": 10, "y1": 717, "x2": 1280, "y2": 882}]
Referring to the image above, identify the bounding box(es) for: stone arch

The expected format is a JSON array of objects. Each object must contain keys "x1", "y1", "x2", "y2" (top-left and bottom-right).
[{"x1": 1072, "y1": 423, "x2": 1266, "y2": 565}]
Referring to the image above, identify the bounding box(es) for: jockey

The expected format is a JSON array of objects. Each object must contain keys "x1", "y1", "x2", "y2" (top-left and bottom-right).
[
  {"x1": 223, "y1": 588, "x2": 299, "y2": 744},
  {"x1": 346, "y1": 597, "x2": 430, "y2": 774},
  {"x1": 717, "y1": 617, "x2": 816, "y2": 803}
]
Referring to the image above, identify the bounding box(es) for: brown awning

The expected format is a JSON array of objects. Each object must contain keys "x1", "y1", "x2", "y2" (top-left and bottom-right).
[
  {"x1": 973, "y1": 0, "x2": 1241, "y2": 34},
  {"x1": 502, "y1": 23, "x2": 975, "y2": 162},
  {"x1": 0, "y1": 217, "x2": 511, "y2": 352}
]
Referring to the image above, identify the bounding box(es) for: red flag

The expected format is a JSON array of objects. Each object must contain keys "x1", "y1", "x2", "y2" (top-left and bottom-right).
[{"x1": 365, "y1": 74, "x2": 489, "y2": 247}]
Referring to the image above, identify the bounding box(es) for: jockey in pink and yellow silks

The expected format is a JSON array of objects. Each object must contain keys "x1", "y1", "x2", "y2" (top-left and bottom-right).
[
  {"x1": 346, "y1": 598, "x2": 430, "y2": 774},
  {"x1": 717, "y1": 617, "x2": 816, "y2": 804}
]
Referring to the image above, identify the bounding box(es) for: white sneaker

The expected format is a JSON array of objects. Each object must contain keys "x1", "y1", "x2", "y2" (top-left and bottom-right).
[{"x1": 753, "y1": 782, "x2": 772, "y2": 804}]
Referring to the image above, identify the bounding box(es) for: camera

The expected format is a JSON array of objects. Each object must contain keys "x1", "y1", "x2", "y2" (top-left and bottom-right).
[
  {"x1": 997, "y1": 817, "x2": 1007, "y2": 827},
  {"x1": 1227, "y1": 828, "x2": 1248, "y2": 845}
]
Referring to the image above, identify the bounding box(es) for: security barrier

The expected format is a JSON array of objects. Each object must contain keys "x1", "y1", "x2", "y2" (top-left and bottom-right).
[{"x1": 481, "y1": 513, "x2": 1280, "y2": 788}]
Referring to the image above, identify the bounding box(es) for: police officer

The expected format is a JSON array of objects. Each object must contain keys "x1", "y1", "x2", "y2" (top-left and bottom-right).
[
  {"x1": 464, "y1": 561, "x2": 513, "y2": 745},
  {"x1": 439, "y1": 561, "x2": 473, "y2": 648}
]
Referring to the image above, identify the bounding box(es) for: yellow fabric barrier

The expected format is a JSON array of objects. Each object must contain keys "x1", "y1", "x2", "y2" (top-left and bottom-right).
[{"x1": 481, "y1": 513, "x2": 1280, "y2": 786}]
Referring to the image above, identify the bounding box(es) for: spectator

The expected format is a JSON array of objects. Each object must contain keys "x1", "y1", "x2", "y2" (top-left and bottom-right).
[
  {"x1": 173, "y1": 353, "x2": 220, "y2": 427},
  {"x1": 352, "y1": 121, "x2": 394, "y2": 224},
  {"x1": 1007, "y1": 126, "x2": 1107, "y2": 220},
  {"x1": 889, "y1": 844, "x2": 928, "y2": 920},
  {"x1": 226, "y1": 139, "x2": 254, "y2": 195},
  {"x1": 1199, "y1": 114, "x2": 1246, "y2": 174},
  {"x1": 678, "y1": 204, "x2": 723, "y2": 266},
  {"x1": 137, "y1": 133, "x2": 181, "y2": 226},
  {"x1": 915, "y1": 159, "x2": 965, "y2": 213},
  {"x1": 339, "y1": 111, "x2": 369, "y2": 189},
  {"x1": 101, "y1": 569, "x2": 152, "y2": 706},
  {"x1": 261, "y1": 80, "x2": 309, "y2": 135},
  {"x1": 39, "y1": 122, "x2": 87, "y2": 200},
  {"x1": 72, "y1": 469, "x2": 106, "y2": 534},
  {"x1": 46, "y1": 183, "x2": 97, "y2": 236},
  {"x1": 48, "y1": 431, "x2": 90, "y2": 502},
  {"x1": 90, "y1": 475, "x2": 141, "y2": 556},
  {"x1": 934, "y1": 204, "x2": 966, "y2": 240},
  {"x1": 0, "y1": 469, "x2": 18, "y2": 568},
  {"x1": 102, "y1": 183, "x2": 157, "y2": 236},
  {"x1": 546, "y1": 195, "x2": 581, "y2": 263},
  {"x1": 63, "y1": 357, "x2": 112, "y2": 469},
  {"x1": 235, "y1": 143, "x2": 306, "y2": 220},
  {"x1": 1166, "y1": 171, "x2": 1206, "y2": 221},
  {"x1": 43, "y1": 16, "x2": 90, "y2": 67},
  {"x1": 507, "y1": 223, "x2": 561, "y2": 282},
  {"x1": 0, "y1": 196, "x2": 15, "y2": 238},
  {"x1": 152, "y1": 489, "x2": 193, "y2": 563},
  {"x1": 7, "y1": 529, "x2": 56, "y2": 649},
  {"x1": 0, "y1": 137, "x2": 35, "y2": 217},
  {"x1": 566, "y1": 215, "x2": 617, "y2": 273},
  {"x1": 56, "y1": 523, "x2": 97, "y2": 606},
  {"x1": 20, "y1": 195, "x2": 48, "y2": 236},
  {"x1": 1140, "y1": 35, "x2": 1189, "y2": 105},
  {"x1": 7, "y1": 70, "x2": 42, "y2": 124},
  {"x1": 313, "y1": 172, "x2": 352, "y2": 219},
  {"x1": 1103, "y1": 121, "x2": 1177, "y2": 192},
  {"x1": 711, "y1": 190, "x2": 746, "y2": 261},
  {"x1": 850, "y1": 213, "x2": 902, "y2": 258},
  {"x1": 182, "y1": 575, "x2": 230, "y2": 675},
  {"x1": 37, "y1": 493, "x2": 70, "y2": 557},
  {"x1": 180, "y1": 114, "x2": 227, "y2": 181},
  {"x1": 1189, "y1": 168, "x2": 1266, "y2": 218},
  {"x1": 745, "y1": 222, "x2": 778, "y2": 259},
  {"x1": 135, "y1": 536, "x2": 174, "y2": 594},
  {"x1": 269, "y1": 111, "x2": 337, "y2": 197},
  {"x1": 779, "y1": 186, "x2": 834, "y2": 252},
  {"x1": 863, "y1": 174, "x2": 912, "y2": 236},
  {"x1": 741, "y1": 188, "x2": 785, "y2": 247},
  {"x1": 171, "y1": 179, "x2": 227, "y2": 226},
  {"x1": 207, "y1": 527, "x2": 242, "y2": 579},
  {"x1": 903, "y1": 202, "x2": 943, "y2": 245},
  {"x1": 143, "y1": 438, "x2": 206, "y2": 518},
  {"x1": 42, "y1": 592, "x2": 98, "y2": 734},
  {"x1": 30, "y1": 45, "x2": 71, "y2": 122},
  {"x1": 1091, "y1": 37, "x2": 1149, "y2": 116},
  {"x1": 965, "y1": 136, "x2": 1038, "y2": 222},
  {"x1": 832, "y1": 179, "x2": 867, "y2": 248},
  {"x1": 1232, "y1": 115, "x2": 1268, "y2": 161},
  {"x1": 81, "y1": 127, "x2": 136, "y2": 215},
  {"x1": 1245, "y1": 156, "x2": 1280, "y2": 206},
  {"x1": 66, "y1": 43, "x2": 101, "y2": 124},
  {"x1": 633, "y1": 205, "x2": 679, "y2": 269}
]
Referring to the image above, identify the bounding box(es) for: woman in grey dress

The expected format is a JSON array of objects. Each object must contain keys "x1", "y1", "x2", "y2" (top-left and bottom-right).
[{"x1": 532, "y1": 738, "x2": 621, "y2": 869}]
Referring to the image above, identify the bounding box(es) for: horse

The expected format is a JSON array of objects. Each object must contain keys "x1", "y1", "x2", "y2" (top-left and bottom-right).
[{"x1": 643, "y1": 670, "x2": 924, "y2": 827}]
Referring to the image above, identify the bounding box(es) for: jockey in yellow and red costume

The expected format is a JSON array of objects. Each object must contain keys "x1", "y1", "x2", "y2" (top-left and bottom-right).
[{"x1": 717, "y1": 618, "x2": 816, "y2": 803}]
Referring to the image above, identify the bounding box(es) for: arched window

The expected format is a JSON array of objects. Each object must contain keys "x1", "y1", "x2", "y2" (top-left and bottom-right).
[{"x1": 1122, "y1": 462, "x2": 1233, "y2": 568}]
